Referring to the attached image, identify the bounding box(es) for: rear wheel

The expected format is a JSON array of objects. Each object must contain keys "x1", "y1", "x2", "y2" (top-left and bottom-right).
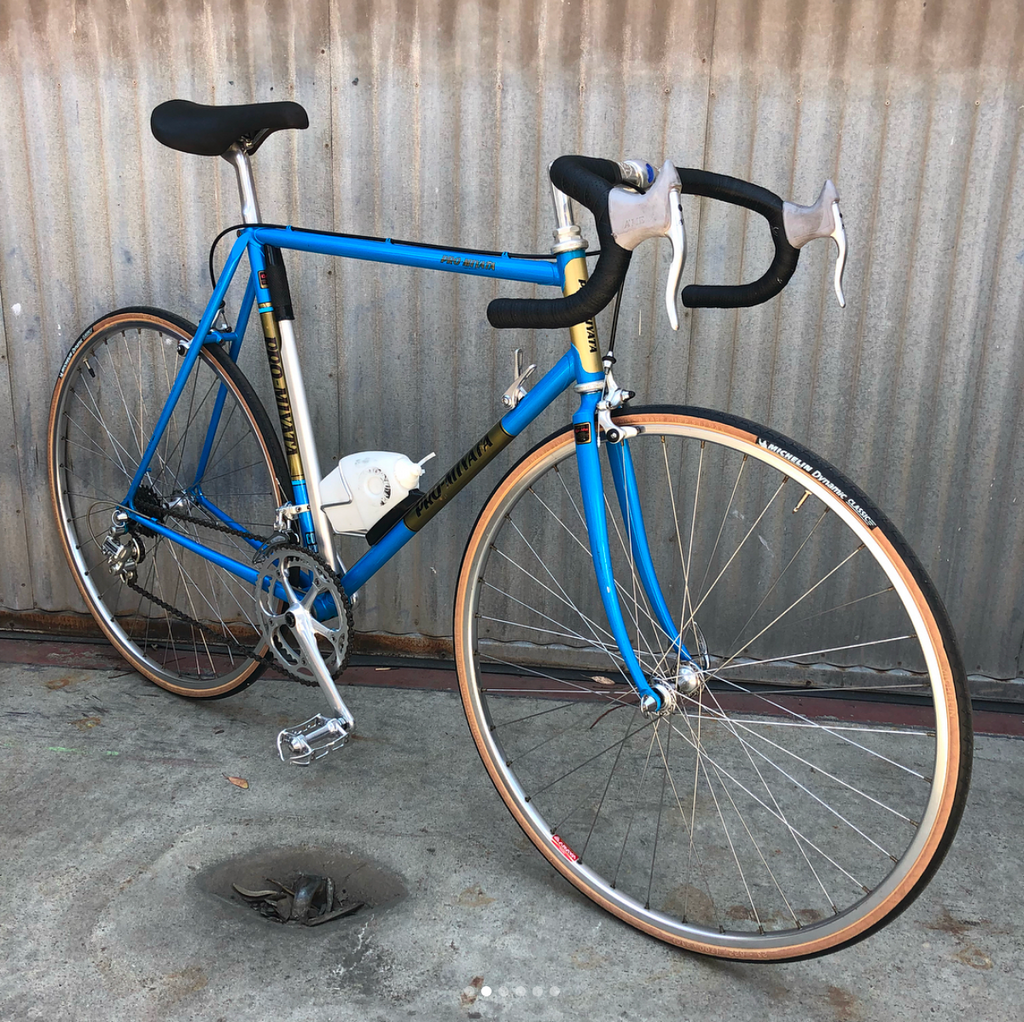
[
  {"x1": 49, "y1": 308, "x2": 291, "y2": 696},
  {"x1": 455, "y1": 407, "x2": 972, "y2": 960}
]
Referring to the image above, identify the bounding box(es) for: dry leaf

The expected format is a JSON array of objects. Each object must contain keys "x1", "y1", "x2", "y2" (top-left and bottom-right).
[{"x1": 225, "y1": 775, "x2": 249, "y2": 789}]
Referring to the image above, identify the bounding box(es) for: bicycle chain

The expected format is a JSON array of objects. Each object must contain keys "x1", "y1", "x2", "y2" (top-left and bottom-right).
[{"x1": 124, "y1": 496, "x2": 347, "y2": 688}]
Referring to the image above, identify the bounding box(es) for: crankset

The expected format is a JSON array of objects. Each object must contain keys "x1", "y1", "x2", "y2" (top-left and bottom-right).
[{"x1": 253, "y1": 544, "x2": 357, "y2": 763}]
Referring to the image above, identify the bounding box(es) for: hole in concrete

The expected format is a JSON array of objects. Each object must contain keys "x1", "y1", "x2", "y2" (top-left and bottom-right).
[{"x1": 196, "y1": 846, "x2": 407, "y2": 929}]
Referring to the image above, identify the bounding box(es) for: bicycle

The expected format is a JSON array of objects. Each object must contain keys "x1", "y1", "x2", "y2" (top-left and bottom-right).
[{"x1": 47, "y1": 98, "x2": 973, "y2": 961}]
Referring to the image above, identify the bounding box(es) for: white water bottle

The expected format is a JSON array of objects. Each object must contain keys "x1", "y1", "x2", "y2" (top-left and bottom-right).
[{"x1": 320, "y1": 451, "x2": 434, "y2": 534}]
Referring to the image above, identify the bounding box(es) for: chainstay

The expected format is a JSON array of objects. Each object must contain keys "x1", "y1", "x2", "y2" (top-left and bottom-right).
[
  {"x1": 125, "y1": 499, "x2": 346, "y2": 688},
  {"x1": 121, "y1": 571, "x2": 298, "y2": 681}
]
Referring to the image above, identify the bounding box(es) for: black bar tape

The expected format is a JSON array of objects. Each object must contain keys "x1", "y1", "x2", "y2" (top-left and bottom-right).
[
  {"x1": 264, "y1": 246, "x2": 295, "y2": 321},
  {"x1": 487, "y1": 156, "x2": 632, "y2": 330},
  {"x1": 675, "y1": 168, "x2": 800, "y2": 309}
]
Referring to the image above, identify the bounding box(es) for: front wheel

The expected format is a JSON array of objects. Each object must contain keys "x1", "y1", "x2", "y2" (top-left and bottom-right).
[{"x1": 454, "y1": 407, "x2": 972, "y2": 960}]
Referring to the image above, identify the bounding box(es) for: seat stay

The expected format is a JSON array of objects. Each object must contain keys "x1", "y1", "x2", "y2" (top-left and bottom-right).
[{"x1": 126, "y1": 232, "x2": 252, "y2": 505}]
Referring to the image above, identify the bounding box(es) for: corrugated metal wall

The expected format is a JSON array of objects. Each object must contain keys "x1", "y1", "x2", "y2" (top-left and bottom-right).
[{"x1": 1, "y1": 0, "x2": 1022, "y2": 694}]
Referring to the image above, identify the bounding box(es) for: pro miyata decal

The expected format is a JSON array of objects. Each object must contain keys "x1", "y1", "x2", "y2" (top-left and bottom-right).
[
  {"x1": 551, "y1": 834, "x2": 579, "y2": 863},
  {"x1": 757, "y1": 437, "x2": 877, "y2": 529}
]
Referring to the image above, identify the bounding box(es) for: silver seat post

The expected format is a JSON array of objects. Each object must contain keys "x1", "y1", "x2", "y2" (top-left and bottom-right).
[{"x1": 223, "y1": 143, "x2": 262, "y2": 224}]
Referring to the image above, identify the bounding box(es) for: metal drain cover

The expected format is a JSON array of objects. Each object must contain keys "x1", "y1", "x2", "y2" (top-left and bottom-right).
[
  {"x1": 232, "y1": 873, "x2": 363, "y2": 925},
  {"x1": 198, "y1": 846, "x2": 407, "y2": 929}
]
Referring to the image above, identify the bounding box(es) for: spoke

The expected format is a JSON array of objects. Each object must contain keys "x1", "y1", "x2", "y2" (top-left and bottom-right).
[
  {"x1": 612, "y1": 720, "x2": 661, "y2": 889},
  {"x1": 526, "y1": 716, "x2": 659, "y2": 801},
  {"x1": 666, "y1": 716, "x2": 869, "y2": 891},
  {"x1": 647, "y1": 721, "x2": 672, "y2": 909},
  {"x1": 695, "y1": 449, "x2": 747, "y2": 604},
  {"x1": 478, "y1": 651, "x2": 638, "y2": 712},
  {"x1": 691, "y1": 686, "x2": 920, "y2": 823},
  {"x1": 711, "y1": 636, "x2": 915, "y2": 674},
  {"x1": 166, "y1": 355, "x2": 203, "y2": 493},
  {"x1": 505, "y1": 514, "x2": 612, "y2": 655},
  {"x1": 676, "y1": 691, "x2": 832, "y2": 918},
  {"x1": 511, "y1": 701, "x2": 627, "y2": 773},
  {"x1": 487, "y1": 696, "x2": 604, "y2": 730},
  {"x1": 479, "y1": 614, "x2": 622, "y2": 655},
  {"x1": 788, "y1": 586, "x2": 896, "y2": 628},
  {"x1": 724, "y1": 507, "x2": 830, "y2": 650},
  {"x1": 161, "y1": 539, "x2": 218, "y2": 674},
  {"x1": 713, "y1": 544, "x2": 868, "y2": 676},
  {"x1": 481, "y1": 569, "x2": 621, "y2": 664},
  {"x1": 682, "y1": 476, "x2": 789, "y2": 630},
  {"x1": 578, "y1": 704, "x2": 641, "y2": 861},
  {"x1": 61, "y1": 464, "x2": 131, "y2": 511},
  {"x1": 707, "y1": 674, "x2": 930, "y2": 780},
  {"x1": 71, "y1": 378, "x2": 137, "y2": 479},
  {"x1": 527, "y1": 482, "x2": 593, "y2": 558},
  {"x1": 692, "y1": 722, "x2": 763, "y2": 928}
]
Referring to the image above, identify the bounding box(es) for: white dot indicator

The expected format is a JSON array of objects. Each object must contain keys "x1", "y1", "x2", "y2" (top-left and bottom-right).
[
  {"x1": 481, "y1": 986, "x2": 492, "y2": 997},
  {"x1": 533, "y1": 986, "x2": 544, "y2": 997}
]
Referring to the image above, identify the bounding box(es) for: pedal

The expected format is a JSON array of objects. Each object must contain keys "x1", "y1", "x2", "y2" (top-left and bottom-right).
[{"x1": 277, "y1": 714, "x2": 353, "y2": 765}]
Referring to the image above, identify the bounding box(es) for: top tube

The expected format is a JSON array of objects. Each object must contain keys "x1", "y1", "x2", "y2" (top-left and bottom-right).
[{"x1": 250, "y1": 225, "x2": 563, "y2": 289}]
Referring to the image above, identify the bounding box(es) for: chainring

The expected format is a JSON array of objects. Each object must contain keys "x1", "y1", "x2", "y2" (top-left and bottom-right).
[
  {"x1": 253, "y1": 544, "x2": 352, "y2": 685},
  {"x1": 122, "y1": 492, "x2": 348, "y2": 688}
]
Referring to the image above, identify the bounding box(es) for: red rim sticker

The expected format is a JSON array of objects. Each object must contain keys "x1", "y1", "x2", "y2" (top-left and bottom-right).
[{"x1": 551, "y1": 834, "x2": 579, "y2": 862}]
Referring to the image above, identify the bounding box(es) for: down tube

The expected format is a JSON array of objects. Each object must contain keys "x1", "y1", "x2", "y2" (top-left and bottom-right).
[
  {"x1": 606, "y1": 440, "x2": 693, "y2": 660},
  {"x1": 341, "y1": 352, "x2": 578, "y2": 596},
  {"x1": 572, "y1": 394, "x2": 659, "y2": 704}
]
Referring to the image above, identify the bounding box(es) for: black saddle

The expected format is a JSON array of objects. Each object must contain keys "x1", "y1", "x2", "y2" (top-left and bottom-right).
[{"x1": 151, "y1": 99, "x2": 308, "y2": 157}]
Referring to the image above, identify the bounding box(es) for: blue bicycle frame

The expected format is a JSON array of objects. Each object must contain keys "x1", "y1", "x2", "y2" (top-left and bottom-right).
[{"x1": 121, "y1": 223, "x2": 694, "y2": 704}]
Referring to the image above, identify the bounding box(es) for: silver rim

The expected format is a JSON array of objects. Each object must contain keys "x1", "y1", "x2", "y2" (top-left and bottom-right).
[
  {"x1": 458, "y1": 414, "x2": 962, "y2": 956},
  {"x1": 51, "y1": 318, "x2": 283, "y2": 693}
]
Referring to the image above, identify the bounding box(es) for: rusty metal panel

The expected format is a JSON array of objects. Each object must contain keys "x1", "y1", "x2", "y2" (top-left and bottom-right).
[
  {"x1": 0, "y1": 280, "x2": 32, "y2": 611},
  {"x1": 0, "y1": 0, "x2": 1022, "y2": 693},
  {"x1": 661, "y1": 0, "x2": 1024, "y2": 686}
]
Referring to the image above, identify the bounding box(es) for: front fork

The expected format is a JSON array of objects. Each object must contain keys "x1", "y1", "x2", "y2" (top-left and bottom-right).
[{"x1": 572, "y1": 392, "x2": 694, "y2": 711}]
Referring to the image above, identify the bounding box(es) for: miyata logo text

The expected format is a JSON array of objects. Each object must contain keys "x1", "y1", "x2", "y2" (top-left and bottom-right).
[{"x1": 758, "y1": 438, "x2": 877, "y2": 528}]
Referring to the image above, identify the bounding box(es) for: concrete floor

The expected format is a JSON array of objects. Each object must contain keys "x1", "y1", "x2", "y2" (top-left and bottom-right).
[{"x1": 1, "y1": 648, "x2": 1022, "y2": 1022}]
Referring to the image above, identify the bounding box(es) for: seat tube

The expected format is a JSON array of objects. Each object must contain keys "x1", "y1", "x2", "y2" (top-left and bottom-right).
[
  {"x1": 249, "y1": 241, "x2": 337, "y2": 568},
  {"x1": 224, "y1": 143, "x2": 335, "y2": 567}
]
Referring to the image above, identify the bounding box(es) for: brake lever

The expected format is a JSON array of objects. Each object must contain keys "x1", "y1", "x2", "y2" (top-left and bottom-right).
[
  {"x1": 782, "y1": 180, "x2": 847, "y2": 308},
  {"x1": 665, "y1": 183, "x2": 685, "y2": 330},
  {"x1": 607, "y1": 160, "x2": 686, "y2": 331},
  {"x1": 829, "y1": 199, "x2": 847, "y2": 308}
]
